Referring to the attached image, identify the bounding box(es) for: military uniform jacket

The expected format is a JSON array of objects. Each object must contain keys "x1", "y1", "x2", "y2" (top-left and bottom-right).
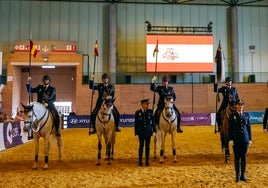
[
  {"x1": 150, "y1": 83, "x2": 176, "y2": 108},
  {"x1": 218, "y1": 86, "x2": 239, "y2": 109},
  {"x1": 89, "y1": 81, "x2": 115, "y2": 107},
  {"x1": 135, "y1": 109, "x2": 156, "y2": 138},
  {"x1": 26, "y1": 84, "x2": 56, "y2": 109},
  {"x1": 229, "y1": 111, "x2": 252, "y2": 144}
]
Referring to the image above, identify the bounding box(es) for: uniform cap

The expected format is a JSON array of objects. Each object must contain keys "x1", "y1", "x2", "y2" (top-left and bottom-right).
[{"x1": 140, "y1": 98, "x2": 150, "y2": 104}]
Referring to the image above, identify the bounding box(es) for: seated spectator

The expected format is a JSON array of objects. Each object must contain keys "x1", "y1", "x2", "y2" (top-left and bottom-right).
[{"x1": 14, "y1": 110, "x2": 24, "y2": 122}]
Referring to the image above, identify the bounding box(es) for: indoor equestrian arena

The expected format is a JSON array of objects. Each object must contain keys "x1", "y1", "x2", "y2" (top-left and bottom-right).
[{"x1": 1, "y1": 125, "x2": 268, "y2": 187}]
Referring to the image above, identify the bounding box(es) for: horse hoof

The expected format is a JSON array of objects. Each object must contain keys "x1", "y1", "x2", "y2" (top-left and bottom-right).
[
  {"x1": 43, "y1": 167, "x2": 49, "y2": 170},
  {"x1": 111, "y1": 157, "x2": 114, "y2": 160},
  {"x1": 174, "y1": 160, "x2": 178, "y2": 163},
  {"x1": 96, "y1": 162, "x2": 101, "y2": 166},
  {"x1": 159, "y1": 161, "x2": 164, "y2": 164},
  {"x1": 32, "y1": 167, "x2": 37, "y2": 170},
  {"x1": 153, "y1": 156, "x2": 157, "y2": 160},
  {"x1": 164, "y1": 156, "x2": 167, "y2": 159},
  {"x1": 107, "y1": 162, "x2": 111, "y2": 165}
]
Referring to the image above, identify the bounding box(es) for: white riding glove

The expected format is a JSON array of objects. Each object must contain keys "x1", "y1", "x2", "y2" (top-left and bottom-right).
[
  {"x1": 44, "y1": 103, "x2": 48, "y2": 107},
  {"x1": 90, "y1": 74, "x2": 95, "y2": 80},
  {"x1": 152, "y1": 132, "x2": 156, "y2": 138},
  {"x1": 249, "y1": 141, "x2": 252, "y2": 146},
  {"x1": 27, "y1": 76, "x2": 32, "y2": 83},
  {"x1": 229, "y1": 140, "x2": 234, "y2": 146},
  {"x1": 151, "y1": 76, "x2": 157, "y2": 83}
]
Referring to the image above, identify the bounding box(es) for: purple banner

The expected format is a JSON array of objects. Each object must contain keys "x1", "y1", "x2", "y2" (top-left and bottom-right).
[
  {"x1": 66, "y1": 113, "x2": 211, "y2": 128},
  {"x1": 2, "y1": 121, "x2": 28, "y2": 149},
  {"x1": 181, "y1": 113, "x2": 211, "y2": 126},
  {"x1": 67, "y1": 115, "x2": 91, "y2": 128}
]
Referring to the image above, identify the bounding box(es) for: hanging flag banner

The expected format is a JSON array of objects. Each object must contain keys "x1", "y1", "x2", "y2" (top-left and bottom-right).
[{"x1": 146, "y1": 35, "x2": 214, "y2": 72}]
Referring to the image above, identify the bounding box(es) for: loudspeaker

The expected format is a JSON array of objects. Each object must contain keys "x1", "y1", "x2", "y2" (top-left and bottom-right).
[
  {"x1": 125, "y1": 75, "x2": 131, "y2": 84},
  {"x1": 171, "y1": 75, "x2": 176, "y2": 83},
  {"x1": 209, "y1": 75, "x2": 215, "y2": 83},
  {"x1": 249, "y1": 75, "x2": 255, "y2": 83}
]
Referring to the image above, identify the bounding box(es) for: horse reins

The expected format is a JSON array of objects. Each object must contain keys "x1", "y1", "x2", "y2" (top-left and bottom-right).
[{"x1": 28, "y1": 108, "x2": 50, "y2": 133}]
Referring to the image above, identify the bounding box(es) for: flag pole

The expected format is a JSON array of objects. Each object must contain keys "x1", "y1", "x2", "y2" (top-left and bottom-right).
[
  {"x1": 28, "y1": 33, "x2": 33, "y2": 104},
  {"x1": 214, "y1": 40, "x2": 222, "y2": 133},
  {"x1": 89, "y1": 40, "x2": 98, "y2": 135},
  {"x1": 152, "y1": 37, "x2": 159, "y2": 110}
]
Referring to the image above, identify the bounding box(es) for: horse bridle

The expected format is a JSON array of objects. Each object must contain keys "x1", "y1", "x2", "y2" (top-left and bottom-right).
[
  {"x1": 162, "y1": 102, "x2": 176, "y2": 124},
  {"x1": 97, "y1": 103, "x2": 112, "y2": 124},
  {"x1": 24, "y1": 106, "x2": 50, "y2": 133}
]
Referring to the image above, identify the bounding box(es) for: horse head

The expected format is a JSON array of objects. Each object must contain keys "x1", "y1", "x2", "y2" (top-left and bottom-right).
[
  {"x1": 104, "y1": 96, "x2": 115, "y2": 109},
  {"x1": 164, "y1": 95, "x2": 174, "y2": 117}
]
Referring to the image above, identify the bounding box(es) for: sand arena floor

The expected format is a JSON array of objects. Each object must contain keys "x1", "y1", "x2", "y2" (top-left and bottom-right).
[{"x1": 1, "y1": 125, "x2": 268, "y2": 188}]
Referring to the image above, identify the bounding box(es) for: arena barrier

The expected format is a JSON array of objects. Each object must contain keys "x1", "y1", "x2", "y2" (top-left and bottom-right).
[
  {"x1": 0, "y1": 121, "x2": 29, "y2": 151},
  {"x1": 0, "y1": 111, "x2": 264, "y2": 151}
]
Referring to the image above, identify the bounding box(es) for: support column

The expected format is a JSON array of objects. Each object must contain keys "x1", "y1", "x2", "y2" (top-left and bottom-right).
[
  {"x1": 108, "y1": 4, "x2": 117, "y2": 83},
  {"x1": 230, "y1": 6, "x2": 239, "y2": 82}
]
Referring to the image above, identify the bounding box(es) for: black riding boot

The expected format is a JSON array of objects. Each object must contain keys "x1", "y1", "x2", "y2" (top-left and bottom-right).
[
  {"x1": 240, "y1": 160, "x2": 247, "y2": 181},
  {"x1": 113, "y1": 110, "x2": 121, "y2": 132},
  {"x1": 139, "y1": 150, "x2": 143, "y2": 166},
  {"x1": 51, "y1": 109, "x2": 61, "y2": 137},
  {"x1": 175, "y1": 110, "x2": 183, "y2": 133},
  {"x1": 234, "y1": 160, "x2": 240, "y2": 182}
]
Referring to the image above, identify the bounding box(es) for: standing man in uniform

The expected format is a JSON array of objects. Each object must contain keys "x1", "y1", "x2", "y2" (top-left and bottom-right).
[
  {"x1": 150, "y1": 76, "x2": 183, "y2": 133},
  {"x1": 134, "y1": 99, "x2": 156, "y2": 166},
  {"x1": 89, "y1": 73, "x2": 120, "y2": 134},
  {"x1": 214, "y1": 77, "x2": 239, "y2": 127},
  {"x1": 26, "y1": 75, "x2": 60, "y2": 139},
  {"x1": 263, "y1": 108, "x2": 268, "y2": 131},
  {"x1": 229, "y1": 99, "x2": 252, "y2": 182}
]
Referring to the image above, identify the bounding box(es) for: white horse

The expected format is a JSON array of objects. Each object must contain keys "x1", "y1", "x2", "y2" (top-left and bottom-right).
[
  {"x1": 154, "y1": 97, "x2": 178, "y2": 163},
  {"x1": 95, "y1": 97, "x2": 116, "y2": 166},
  {"x1": 22, "y1": 102, "x2": 63, "y2": 169}
]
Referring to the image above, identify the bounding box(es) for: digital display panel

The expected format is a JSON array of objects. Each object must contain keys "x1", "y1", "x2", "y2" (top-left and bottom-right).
[{"x1": 146, "y1": 35, "x2": 214, "y2": 72}]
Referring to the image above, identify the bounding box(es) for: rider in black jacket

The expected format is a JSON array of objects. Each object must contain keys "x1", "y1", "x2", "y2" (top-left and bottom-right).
[
  {"x1": 150, "y1": 76, "x2": 182, "y2": 133},
  {"x1": 89, "y1": 73, "x2": 120, "y2": 134}
]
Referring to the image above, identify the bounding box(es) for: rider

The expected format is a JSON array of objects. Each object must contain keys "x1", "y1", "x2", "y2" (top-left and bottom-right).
[
  {"x1": 89, "y1": 73, "x2": 120, "y2": 134},
  {"x1": 26, "y1": 75, "x2": 60, "y2": 139},
  {"x1": 150, "y1": 76, "x2": 183, "y2": 133},
  {"x1": 214, "y1": 77, "x2": 239, "y2": 127}
]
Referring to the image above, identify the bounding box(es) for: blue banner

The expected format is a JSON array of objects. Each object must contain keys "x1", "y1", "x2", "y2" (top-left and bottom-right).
[
  {"x1": 66, "y1": 114, "x2": 135, "y2": 128},
  {"x1": 248, "y1": 111, "x2": 264, "y2": 124}
]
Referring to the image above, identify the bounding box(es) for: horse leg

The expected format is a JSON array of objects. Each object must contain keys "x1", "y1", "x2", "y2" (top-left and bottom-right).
[
  {"x1": 153, "y1": 134, "x2": 157, "y2": 159},
  {"x1": 43, "y1": 135, "x2": 51, "y2": 170},
  {"x1": 224, "y1": 139, "x2": 230, "y2": 164},
  {"x1": 159, "y1": 134, "x2": 166, "y2": 164},
  {"x1": 220, "y1": 131, "x2": 225, "y2": 155},
  {"x1": 171, "y1": 133, "x2": 177, "y2": 163},
  {"x1": 32, "y1": 136, "x2": 39, "y2": 170},
  {"x1": 96, "y1": 141, "x2": 102, "y2": 166},
  {"x1": 106, "y1": 143, "x2": 112, "y2": 165},
  {"x1": 57, "y1": 136, "x2": 63, "y2": 162}
]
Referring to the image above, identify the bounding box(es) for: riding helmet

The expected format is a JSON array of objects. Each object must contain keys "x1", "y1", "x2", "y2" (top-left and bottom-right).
[
  {"x1": 162, "y1": 76, "x2": 169, "y2": 82},
  {"x1": 42, "y1": 75, "x2": 51, "y2": 81},
  {"x1": 102, "y1": 73, "x2": 109, "y2": 79},
  {"x1": 225, "y1": 77, "x2": 232, "y2": 82}
]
